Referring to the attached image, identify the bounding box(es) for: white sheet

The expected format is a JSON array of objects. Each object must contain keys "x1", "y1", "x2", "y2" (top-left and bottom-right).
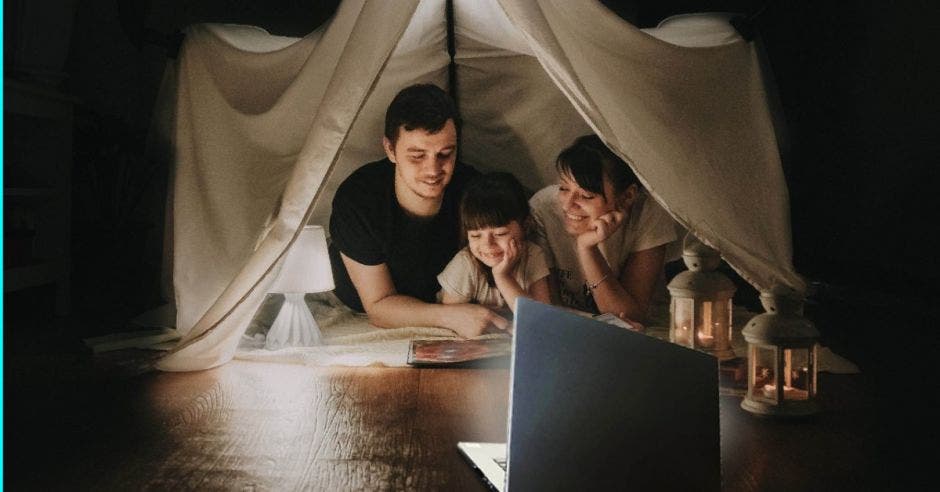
[
  {"x1": 233, "y1": 293, "x2": 859, "y2": 375},
  {"x1": 157, "y1": 0, "x2": 808, "y2": 371}
]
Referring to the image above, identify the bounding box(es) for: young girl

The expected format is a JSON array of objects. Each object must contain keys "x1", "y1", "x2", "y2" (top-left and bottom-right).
[{"x1": 437, "y1": 172, "x2": 552, "y2": 316}]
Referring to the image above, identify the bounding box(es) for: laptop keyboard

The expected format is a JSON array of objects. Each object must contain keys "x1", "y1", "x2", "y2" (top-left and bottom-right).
[{"x1": 494, "y1": 457, "x2": 507, "y2": 471}]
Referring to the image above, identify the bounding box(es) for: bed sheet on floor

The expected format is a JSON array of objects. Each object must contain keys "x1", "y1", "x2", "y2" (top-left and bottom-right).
[
  {"x1": 236, "y1": 292, "x2": 502, "y2": 367},
  {"x1": 235, "y1": 292, "x2": 860, "y2": 373}
]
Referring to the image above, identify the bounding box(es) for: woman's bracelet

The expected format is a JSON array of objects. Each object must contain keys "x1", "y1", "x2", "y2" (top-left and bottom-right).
[{"x1": 586, "y1": 273, "x2": 610, "y2": 290}]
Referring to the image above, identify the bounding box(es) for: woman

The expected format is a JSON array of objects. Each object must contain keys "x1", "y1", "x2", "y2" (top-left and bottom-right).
[{"x1": 529, "y1": 134, "x2": 677, "y2": 322}]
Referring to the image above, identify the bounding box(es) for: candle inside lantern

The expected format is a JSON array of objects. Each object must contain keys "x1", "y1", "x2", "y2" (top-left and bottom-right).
[
  {"x1": 698, "y1": 302, "x2": 714, "y2": 348},
  {"x1": 696, "y1": 332, "x2": 715, "y2": 347},
  {"x1": 672, "y1": 314, "x2": 692, "y2": 347},
  {"x1": 675, "y1": 324, "x2": 691, "y2": 345},
  {"x1": 790, "y1": 366, "x2": 809, "y2": 390},
  {"x1": 762, "y1": 384, "x2": 808, "y2": 400}
]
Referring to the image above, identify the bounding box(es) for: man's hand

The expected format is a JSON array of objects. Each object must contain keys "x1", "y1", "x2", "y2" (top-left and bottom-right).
[
  {"x1": 443, "y1": 304, "x2": 510, "y2": 338},
  {"x1": 491, "y1": 237, "x2": 520, "y2": 278},
  {"x1": 576, "y1": 210, "x2": 625, "y2": 250}
]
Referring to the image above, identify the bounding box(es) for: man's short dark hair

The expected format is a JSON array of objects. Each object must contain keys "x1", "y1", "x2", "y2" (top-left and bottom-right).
[{"x1": 384, "y1": 83, "x2": 460, "y2": 145}]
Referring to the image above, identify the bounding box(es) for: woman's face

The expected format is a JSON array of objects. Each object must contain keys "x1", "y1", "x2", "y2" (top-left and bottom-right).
[
  {"x1": 556, "y1": 173, "x2": 620, "y2": 236},
  {"x1": 466, "y1": 220, "x2": 525, "y2": 267}
]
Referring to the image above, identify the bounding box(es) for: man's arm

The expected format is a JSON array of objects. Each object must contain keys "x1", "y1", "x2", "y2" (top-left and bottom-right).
[{"x1": 340, "y1": 253, "x2": 509, "y2": 338}]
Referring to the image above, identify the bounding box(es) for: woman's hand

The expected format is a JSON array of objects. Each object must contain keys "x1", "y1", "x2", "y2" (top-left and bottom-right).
[
  {"x1": 492, "y1": 237, "x2": 520, "y2": 278},
  {"x1": 617, "y1": 311, "x2": 645, "y2": 332},
  {"x1": 576, "y1": 209, "x2": 624, "y2": 250}
]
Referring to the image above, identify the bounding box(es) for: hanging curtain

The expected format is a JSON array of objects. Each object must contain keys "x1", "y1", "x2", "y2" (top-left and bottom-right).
[
  {"x1": 156, "y1": 0, "x2": 805, "y2": 371},
  {"x1": 490, "y1": 0, "x2": 806, "y2": 295},
  {"x1": 157, "y1": 0, "x2": 443, "y2": 371}
]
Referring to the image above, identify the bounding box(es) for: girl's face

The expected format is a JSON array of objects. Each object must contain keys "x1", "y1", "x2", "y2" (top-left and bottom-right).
[
  {"x1": 557, "y1": 172, "x2": 619, "y2": 236},
  {"x1": 467, "y1": 220, "x2": 525, "y2": 268}
]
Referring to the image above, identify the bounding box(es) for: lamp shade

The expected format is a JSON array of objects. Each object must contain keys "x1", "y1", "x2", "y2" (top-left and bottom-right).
[{"x1": 270, "y1": 225, "x2": 334, "y2": 294}]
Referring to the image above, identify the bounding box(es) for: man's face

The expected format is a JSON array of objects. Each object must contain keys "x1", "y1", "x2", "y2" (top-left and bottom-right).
[{"x1": 385, "y1": 119, "x2": 457, "y2": 202}]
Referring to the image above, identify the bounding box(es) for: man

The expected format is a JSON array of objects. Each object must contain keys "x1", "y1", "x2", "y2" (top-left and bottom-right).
[{"x1": 329, "y1": 83, "x2": 509, "y2": 337}]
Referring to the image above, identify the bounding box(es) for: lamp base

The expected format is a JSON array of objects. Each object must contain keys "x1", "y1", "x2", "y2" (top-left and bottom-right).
[{"x1": 265, "y1": 293, "x2": 323, "y2": 350}]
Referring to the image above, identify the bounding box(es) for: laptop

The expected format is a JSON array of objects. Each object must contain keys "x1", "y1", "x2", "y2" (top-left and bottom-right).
[{"x1": 458, "y1": 298, "x2": 720, "y2": 491}]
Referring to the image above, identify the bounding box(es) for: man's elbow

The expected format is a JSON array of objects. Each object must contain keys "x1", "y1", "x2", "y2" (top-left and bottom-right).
[
  {"x1": 361, "y1": 304, "x2": 387, "y2": 328},
  {"x1": 367, "y1": 313, "x2": 396, "y2": 329},
  {"x1": 361, "y1": 297, "x2": 397, "y2": 329}
]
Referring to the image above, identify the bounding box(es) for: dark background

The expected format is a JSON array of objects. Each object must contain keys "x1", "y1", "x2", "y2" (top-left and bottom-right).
[{"x1": 4, "y1": 0, "x2": 937, "y2": 486}]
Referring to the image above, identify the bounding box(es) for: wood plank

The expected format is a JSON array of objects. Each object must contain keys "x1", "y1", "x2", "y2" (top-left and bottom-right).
[
  {"x1": 37, "y1": 363, "x2": 503, "y2": 491},
  {"x1": 6, "y1": 358, "x2": 878, "y2": 491}
]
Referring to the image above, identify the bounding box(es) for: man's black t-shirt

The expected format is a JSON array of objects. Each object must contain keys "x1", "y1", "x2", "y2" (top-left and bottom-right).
[{"x1": 328, "y1": 158, "x2": 479, "y2": 312}]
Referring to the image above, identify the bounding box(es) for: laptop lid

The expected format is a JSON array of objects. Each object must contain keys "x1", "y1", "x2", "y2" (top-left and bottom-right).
[{"x1": 505, "y1": 298, "x2": 720, "y2": 491}]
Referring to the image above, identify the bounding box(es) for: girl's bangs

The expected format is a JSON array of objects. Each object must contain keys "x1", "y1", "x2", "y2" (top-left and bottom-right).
[{"x1": 462, "y1": 207, "x2": 512, "y2": 232}]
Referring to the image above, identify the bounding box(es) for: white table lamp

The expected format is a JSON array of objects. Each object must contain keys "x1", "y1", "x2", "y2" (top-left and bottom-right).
[{"x1": 265, "y1": 225, "x2": 334, "y2": 350}]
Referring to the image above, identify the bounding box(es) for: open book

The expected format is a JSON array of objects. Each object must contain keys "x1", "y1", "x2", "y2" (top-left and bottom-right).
[{"x1": 407, "y1": 336, "x2": 512, "y2": 366}]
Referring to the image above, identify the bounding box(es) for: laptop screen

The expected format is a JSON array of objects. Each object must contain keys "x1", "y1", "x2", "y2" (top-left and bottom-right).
[{"x1": 504, "y1": 298, "x2": 720, "y2": 490}]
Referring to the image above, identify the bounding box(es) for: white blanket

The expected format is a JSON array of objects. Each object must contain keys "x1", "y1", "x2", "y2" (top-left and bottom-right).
[{"x1": 235, "y1": 293, "x2": 860, "y2": 374}]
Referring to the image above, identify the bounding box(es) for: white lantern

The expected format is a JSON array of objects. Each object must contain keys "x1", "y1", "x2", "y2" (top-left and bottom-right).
[
  {"x1": 667, "y1": 234, "x2": 736, "y2": 360},
  {"x1": 741, "y1": 291, "x2": 820, "y2": 417}
]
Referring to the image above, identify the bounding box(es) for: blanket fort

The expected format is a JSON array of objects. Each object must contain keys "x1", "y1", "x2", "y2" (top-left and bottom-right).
[{"x1": 157, "y1": 0, "x2": 801, "y2": 371}]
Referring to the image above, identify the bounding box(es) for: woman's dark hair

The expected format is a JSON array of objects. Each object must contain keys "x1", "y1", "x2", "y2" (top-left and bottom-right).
[
  {"x1": 384, "y1": 83, "x2": 461, "y2": 145},
  {"x1": 459, "y1": 172, "x2": 531, "y2": 286},
  {"x1": 555, "y1": 134, "x2": 639, "y2": 199}
]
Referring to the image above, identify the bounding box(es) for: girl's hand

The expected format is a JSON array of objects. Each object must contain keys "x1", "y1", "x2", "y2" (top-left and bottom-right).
[
  {"x1": 492, "y1": 237, "x2": 520, "y2": 278},
  {"x1": 576, "y1": 210, "x2": 625, "y2": 250}
]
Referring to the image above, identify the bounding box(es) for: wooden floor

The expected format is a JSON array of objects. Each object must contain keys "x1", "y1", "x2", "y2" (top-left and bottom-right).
[{"x1": 6, "y1": 348, "x2": 889, "y2": 491}]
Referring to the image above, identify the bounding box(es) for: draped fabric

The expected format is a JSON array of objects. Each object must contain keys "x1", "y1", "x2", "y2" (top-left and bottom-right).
[
  {"x1": 157, "y1": 0, "x2": 442, "y2": 370},
  {"x1": 157, "y1": 0, "x2": 804, "y2": 371},
  {"x1": 485, "y1": 0, "x2": 804, "y2": 294}
]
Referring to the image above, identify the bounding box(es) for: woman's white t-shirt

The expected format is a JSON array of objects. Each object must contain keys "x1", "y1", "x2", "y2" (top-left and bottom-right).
[{"x1": 529, "y1": 185, "x2": 678, "y2": 313}]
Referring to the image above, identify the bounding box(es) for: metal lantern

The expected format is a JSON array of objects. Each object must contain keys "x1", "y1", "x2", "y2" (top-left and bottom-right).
[
  {"x1": 667, "y1": 234, "x2": 736, "y2": 360},
  {"x1": 741, "y1": 291, "x2": 820, "y2": 417}
]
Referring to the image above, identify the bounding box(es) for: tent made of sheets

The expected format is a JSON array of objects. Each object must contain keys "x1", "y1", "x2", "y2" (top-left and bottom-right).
[{"x1": 156, "y1": 0, "x2": 803, "y2": 371}]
